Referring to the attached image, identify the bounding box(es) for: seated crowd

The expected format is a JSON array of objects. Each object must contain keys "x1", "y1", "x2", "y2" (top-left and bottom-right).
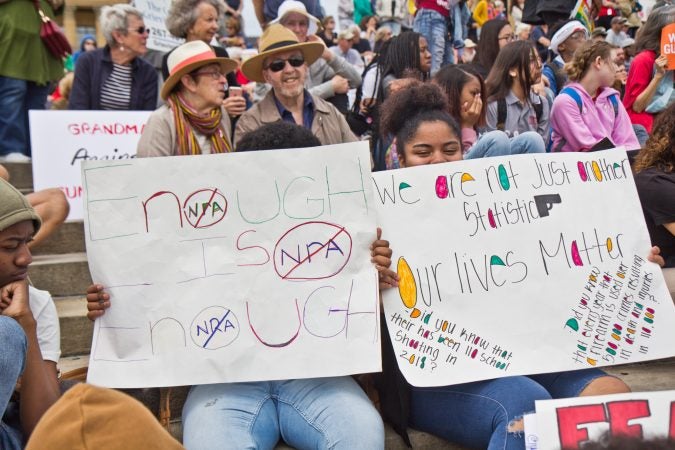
[{"x1": 1, "y1": 0, "x2": 674, "y2": 449}]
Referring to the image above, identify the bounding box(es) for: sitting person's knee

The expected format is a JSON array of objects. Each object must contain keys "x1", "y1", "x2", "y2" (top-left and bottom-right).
[{"x1": 580, "y1": 376, "x2": 631, "y2": 396}]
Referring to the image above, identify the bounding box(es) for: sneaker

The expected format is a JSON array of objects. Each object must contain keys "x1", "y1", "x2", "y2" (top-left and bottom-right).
[{"x1": 0, "y1": 152, "x2": 31, "y2": 162}]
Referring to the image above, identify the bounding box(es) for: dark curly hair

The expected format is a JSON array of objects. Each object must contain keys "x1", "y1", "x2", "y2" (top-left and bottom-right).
[
  {"x1": 634, "y1": 102, "x2": 675, "y2": 173},
  {"x1": 570, "y1": 435, "x2": 675, "y2": 450},
  {"x1": 236, "y1": 122, "x2": 320, "y2": 151},
  {"x1": 433, "y1": 64, "x2": 487, "y2": 128},
  {"x1": 378, "y1": 81, "x2": 460, "y2": 158}
]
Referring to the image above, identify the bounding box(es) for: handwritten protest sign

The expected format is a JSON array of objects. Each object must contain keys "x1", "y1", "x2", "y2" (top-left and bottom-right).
[
  {"x1": 133, "y1": 0, "x2": 184, "y2": 52},
  {"x1": 30, "y1": 111, "x2": 149, "y2": 221},
  {"x1": 374, "y1": 149, "x2": 675, "y2": 387},
  {"x1": 662, "y1": 23, "x2": 675, "y2": 70},
  {"x1": 532, "y1": 390, "x2": 675, "y2": 449},
  {"x1": 83, "y1": 142, "x2": 380, "y2": 388}
]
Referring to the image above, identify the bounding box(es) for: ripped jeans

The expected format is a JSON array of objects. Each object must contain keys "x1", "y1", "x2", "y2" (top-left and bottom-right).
[{"x1": 409, "y1": 369, "x2": 606, "y2": 450}]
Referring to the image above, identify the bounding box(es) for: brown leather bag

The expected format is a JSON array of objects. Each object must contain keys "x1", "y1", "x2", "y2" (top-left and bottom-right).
[{"x1": 33, "y1": 0, "x2": 71, "y2": 59}]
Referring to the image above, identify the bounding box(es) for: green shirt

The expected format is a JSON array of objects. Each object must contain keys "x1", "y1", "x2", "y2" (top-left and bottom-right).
[{"x1": 0, "y1": 0, "x2": 64, "y2": 84}]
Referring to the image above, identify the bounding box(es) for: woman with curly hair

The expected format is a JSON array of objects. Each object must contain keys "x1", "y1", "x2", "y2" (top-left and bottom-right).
[
  {"x1": 549, "y1": 40, "x2": 639, "y2": 152},
  {"x1": 376, "y1": 81, "x2": 632, "y2": 450},
  {"x1": 163, "y1": 0, "x2": 246, "y2": 118},
  {"x1": 634, "y1": 102, "x2": 675, "y2": 270}
]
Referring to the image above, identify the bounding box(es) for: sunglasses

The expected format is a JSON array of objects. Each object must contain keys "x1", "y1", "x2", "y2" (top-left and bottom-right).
[
  {"x1": 264, "y1": 56, "x2": 305, "y2": 72},
  {"x1": 129, "y1": 26, "x2": 150, "y2": 35}
]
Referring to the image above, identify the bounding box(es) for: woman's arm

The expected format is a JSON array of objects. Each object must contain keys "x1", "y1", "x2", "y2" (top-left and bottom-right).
[{"x1": 632, "y1": 55, "x2": 667, "y2": 113}]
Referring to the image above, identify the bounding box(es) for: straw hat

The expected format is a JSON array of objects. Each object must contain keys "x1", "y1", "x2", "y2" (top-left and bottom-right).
[
  {"x1": 161, "y1": 40, "x2": 238, "y2": 100},
  {"x1": 270, "y1": 0, "x2": 321, "y2": 35},
  {"x1": 241, "y1": 24, "x2": 324, "y2": 83}
]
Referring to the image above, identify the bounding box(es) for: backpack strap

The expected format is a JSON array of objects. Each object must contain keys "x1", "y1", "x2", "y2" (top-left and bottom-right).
[
  {"x1": 533, "y1": 96, "x2": 543, "y2": 124},
  {"x1": 496, "y1": 98, "x2": 507, "y2": 131},
  {"x1": 608, "y1": 93, "x2": 619, "y2": 118},
  {"x1": 560, "y1": 86, "x2": 583, "y2": 113}
]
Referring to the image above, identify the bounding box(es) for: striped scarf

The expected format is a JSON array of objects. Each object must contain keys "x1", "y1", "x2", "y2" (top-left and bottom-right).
[{"x1": 168, "y1": 92, "x2": 232, "y2": 155}]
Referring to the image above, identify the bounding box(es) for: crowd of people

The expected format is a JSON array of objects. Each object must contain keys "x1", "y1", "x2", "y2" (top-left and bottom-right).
[{"x1": 1, "y1": 0, "x2": 674, "y2": 449}]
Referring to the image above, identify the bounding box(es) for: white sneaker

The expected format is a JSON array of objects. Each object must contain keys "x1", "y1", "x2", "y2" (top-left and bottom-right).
[{"x1": 0, "y1": 152, "x2": 31, "y2": 162}]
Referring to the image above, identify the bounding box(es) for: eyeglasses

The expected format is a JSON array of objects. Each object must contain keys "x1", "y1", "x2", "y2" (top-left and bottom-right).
[
  {"x1": 498, "y1": 34, "x2": 515, "y2": 42},
  {"x1": 264, "y1": 56, "x2": 305, "y2": 72},
  {"x1": 192, "y1": 70, "x2": 228, "y2": 81},
  {"x1": 129, "y1": 26, "x2": 150, "y2": 35}
]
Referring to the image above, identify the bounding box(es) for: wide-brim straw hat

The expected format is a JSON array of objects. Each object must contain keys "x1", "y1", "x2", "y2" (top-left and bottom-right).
[
  {"x1": 241, "y1": 24, "x2": 324, "y2": 83},
  {"x1": 161, "y1": 40, "x2": 238, "y2": 100},
  {"x1": 270, "y1": 0, "x2": 321, "y2": 35}
]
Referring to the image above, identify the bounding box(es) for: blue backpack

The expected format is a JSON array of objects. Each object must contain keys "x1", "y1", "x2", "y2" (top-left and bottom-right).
[{"x1": 548, "y1": 86, "x2": 619, "y2": 152}]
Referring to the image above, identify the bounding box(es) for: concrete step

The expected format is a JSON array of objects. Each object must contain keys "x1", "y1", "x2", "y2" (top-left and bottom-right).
[
  {"x1": 31, "y1": 220, "x2": 86, "y2": 255},
  {"x1": 55, "y1": 353, "x2": 675, "y2": 450},
  {"x1": 55, "y1": 296, "x2": 93, "y2": 357},
  {"x1": 29, "y1": 252, "x2": 91, "y2": 297},
  {"x1": 3, "y1": 161, "x2": 33, "y2": 191}
]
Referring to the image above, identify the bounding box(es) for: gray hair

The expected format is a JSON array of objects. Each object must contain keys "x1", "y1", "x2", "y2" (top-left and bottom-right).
[
  {"x1": 166, "y1": 0, "x2": 226, "y2": 39},
  {"x1": 99, "y1": 4, "x2": 143, "y2": 47}
]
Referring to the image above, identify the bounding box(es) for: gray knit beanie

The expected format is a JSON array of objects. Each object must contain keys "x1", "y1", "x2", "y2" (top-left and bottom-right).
[{"x1": 0, "y1": 178, "x2": 41, "y2": 233}]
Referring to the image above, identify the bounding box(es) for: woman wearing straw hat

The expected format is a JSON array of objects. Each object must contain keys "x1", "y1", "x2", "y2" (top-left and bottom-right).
[
  {"x1": 235, "y1": 25, "x2": 357, "y2": 147},
  {"x1": 136, "y1": 40, "x2": 238, "y2": 157}
]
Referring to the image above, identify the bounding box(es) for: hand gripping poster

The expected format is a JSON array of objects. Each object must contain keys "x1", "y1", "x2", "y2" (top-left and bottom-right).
[
  {"x1": 83, "y1": 142, "x2": 380, "y2": 388},
  {"x1": 374, "y1": 149, "x2": 675, "y2": 387}
]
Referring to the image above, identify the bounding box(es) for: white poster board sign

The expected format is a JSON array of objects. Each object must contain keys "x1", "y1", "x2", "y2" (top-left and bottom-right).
[
  {"x1": 534, "y1": 390, "x2": 675, "y2": 449},
  {"x1": 374, "y1": 149, "x2": 675, "y2": 387},
  {"x1": 133, "y1": 0, "x2": 184, "y2": 52},
  {"x1": 30, "y1": 110, "x2": 149, "y2": 221},
  {"x1": 83, "y1": 142, "x2": 380, "y2": 388}
]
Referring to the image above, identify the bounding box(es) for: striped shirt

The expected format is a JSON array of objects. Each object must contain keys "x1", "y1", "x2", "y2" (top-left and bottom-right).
[{"x1": 100, "y1": 63, "x2": 132, "y2": 110}]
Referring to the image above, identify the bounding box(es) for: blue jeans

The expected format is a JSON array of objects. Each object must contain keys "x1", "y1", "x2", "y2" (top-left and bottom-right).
[
  {"x1": 413, "y1": 8, "x2": 453, "y2": 75},
  {"x1": 0, "y1": 76, "x2": 50, "y2": 157},
  {"x1": 452, "y1": 2, "x2": 470, "y2": 48},
  {"x1": 182, "y1": 376, "x2": 384, "y2": 450},
  {"x1": 465, "y1": 130, "x2": 545, "y2": 159},
  {"x1": 0, "y1": 317, "x2": 27, "y2": 450},
  {"x1": 409, "y1": 369, "x2": 607, "y2": 450}
]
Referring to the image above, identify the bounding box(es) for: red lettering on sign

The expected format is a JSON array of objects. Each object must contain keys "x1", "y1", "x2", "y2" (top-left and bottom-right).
[{"x1": 557, "y1": 404, "x2": 606, "y2": 449}]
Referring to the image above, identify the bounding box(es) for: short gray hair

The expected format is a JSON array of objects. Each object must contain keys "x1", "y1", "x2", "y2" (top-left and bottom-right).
[
  {"x1": 166, "y1": 0, "x2": 226, "y2": 39},
  {"x1": 99, "y1": 4, "x2": 143, "y2": 47}
]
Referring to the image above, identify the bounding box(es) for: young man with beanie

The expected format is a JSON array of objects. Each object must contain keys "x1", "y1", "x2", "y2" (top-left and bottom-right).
[{"x1": 0, "y1": 178, "x2": 60, "y2": 449}]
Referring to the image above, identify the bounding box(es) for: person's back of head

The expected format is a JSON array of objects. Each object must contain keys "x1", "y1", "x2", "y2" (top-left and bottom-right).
[
  {"x1": 236, "y1": 121, "x2": 321, "y2": 151},
  {"x1": 635, "y1": 5, "x2": 675, "y2": 54}
]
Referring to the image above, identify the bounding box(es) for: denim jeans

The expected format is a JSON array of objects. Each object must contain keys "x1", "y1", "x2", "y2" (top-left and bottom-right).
[
  {"x1": 182, "y1": 376, "x2": 384, "y2": 450},
  {"x1": 0, "y1": 317, "x2": 27, "y2": 450},
  {"x1": 413, "y1": 8, "x2": 453, "y2": 74},
  {"x1": 452, "y1": 2, "x2": 470, "y2": 48},
  {"x1": 465, "y1": 130, "x2": 545, "y2": 159},
  {"x1": 409, "y1": 369, "x2": 607, "y2": 450},
  {"x1": 0, "y1": 76, "x2": 50, "y2": 157}
]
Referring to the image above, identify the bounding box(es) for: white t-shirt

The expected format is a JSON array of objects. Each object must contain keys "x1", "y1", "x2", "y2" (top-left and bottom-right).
[{"x1": 29, "y1": 286, "x2": 61, "y2": 363}]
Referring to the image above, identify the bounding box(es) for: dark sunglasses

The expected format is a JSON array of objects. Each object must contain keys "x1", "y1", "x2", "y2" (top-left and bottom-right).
[
  {"x1": 264, "y1": 56, "x2": 305, "y2": 72},
  {"x1": 129, "y1": 26, "x2": 150, "y2": 35}
]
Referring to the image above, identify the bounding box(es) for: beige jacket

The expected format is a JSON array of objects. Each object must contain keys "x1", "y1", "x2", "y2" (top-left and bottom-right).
[
  {"x1": 234, "y1": 90, "x2": 357, "y2": 147},
  {"x1": 136, "y1": 104, "x2": 233, "y2": 157}
]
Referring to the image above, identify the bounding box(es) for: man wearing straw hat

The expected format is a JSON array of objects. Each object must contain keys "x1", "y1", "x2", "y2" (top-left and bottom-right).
[{"x1": 235, "y1": 24, "x2": 358, "y2": 146}]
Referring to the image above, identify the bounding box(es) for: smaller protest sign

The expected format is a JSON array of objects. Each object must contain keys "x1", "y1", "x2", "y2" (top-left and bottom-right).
[
  {"x1": 662, "y1": 23, "x2": 675, "y2": 70},
  {"x1": 534, "y1": 390, "x2": 675, "y2": 450}
]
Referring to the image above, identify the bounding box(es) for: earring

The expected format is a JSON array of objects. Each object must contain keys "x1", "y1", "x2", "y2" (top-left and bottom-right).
[{"x1": 120, "y1": 44, "x2": 125, "y2": 52}]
